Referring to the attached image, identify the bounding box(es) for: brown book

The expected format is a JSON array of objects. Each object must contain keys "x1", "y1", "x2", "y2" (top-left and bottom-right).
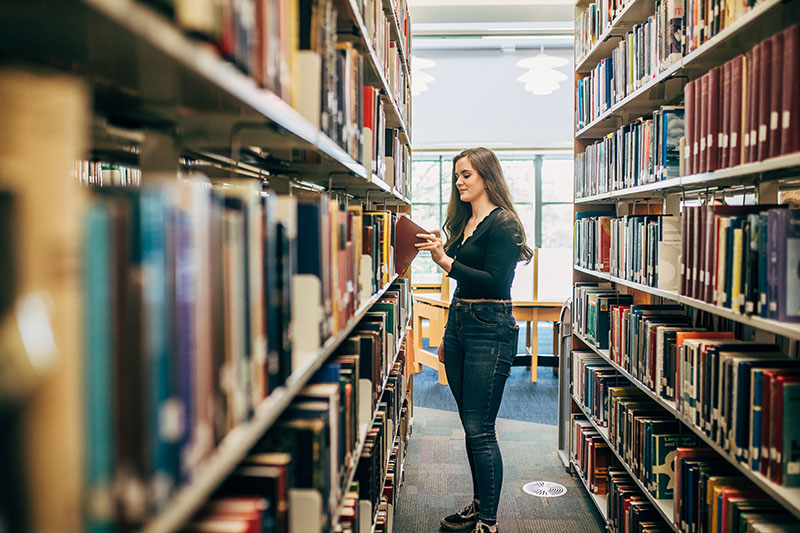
[
  {"x1": 768, "y1": 33, "x2": 784, "y2": 159},
  {"x1": 757, "y1": 38, "x2": 772, "y2": 162},
  {"x1": 782, "y1": 24, "x2": 800, "y2": 155},
  {"x1": 699, "y1": 73, "x2": 709, "y2": 172},
  {"x1": 707, "y1": 66, "x2": 721, "y2": 172},
  {"x1": 685, "y1": 79, "x2": 695, "y2": 175},
  {"x1": 720, "y1": 60, "x2": 732, "y2": 169},
  {"x1": 394, "y1": 215, "x2": 429, "y2": 276},
  {"x1": 693, "y1": 78, "x2": 702, "y2": 174},
  {"x1": 730, "y1": 54, "x2": 745, "y2": 167},
  {"x1": 742, "y1": 50, "x2": 753, "y2": 164}
]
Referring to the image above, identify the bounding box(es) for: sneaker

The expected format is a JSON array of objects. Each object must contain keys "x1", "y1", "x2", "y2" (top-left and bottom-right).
[
  {"x1": 472, "y1": 522, "x2": 498, "y2": 533},
  {"x1": 440, "y1": 501, "x2": 479, "y2": 530}
]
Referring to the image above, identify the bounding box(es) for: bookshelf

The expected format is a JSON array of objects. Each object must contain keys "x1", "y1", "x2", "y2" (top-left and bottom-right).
[
  {"x1": 1, "y1": 0, "x2": 415, "y2": 531},
  {"x1": 569, "y1": 0, "x2": 800, "y2": 529},
  {"x1": 141, "y1": 276, "x2": 401, "y2": 533},
  {"x1": 572, "y1": 394, "x2": 679, "y2": 531},
  {"x1": 571, "y1": 460, "x2": 610, "y2": 525}
]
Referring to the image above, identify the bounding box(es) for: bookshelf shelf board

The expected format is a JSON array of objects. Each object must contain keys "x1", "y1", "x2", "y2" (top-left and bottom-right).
[
  {"x1": 575, "y1": 177, "x2": 683, "y2": 203},
  {"x1": 332, "y1": 321, "x2": 410, "y2": 527},
  {"x1": 142, "y1": 275, "x2": 401, "y2": 533},
  {"x1": 573, "y1": 265, "x2": 680, "y2": 301},
  {"x1": 342, "y1": 0, "x2": 411, "y2": 145},
  {"x1": 570, "y1": 460, "x2": 610, "y2": 524},
  {"x1": 572, "y1": 266, "x2": 800, "y2": 341},
  {"x1": 572, "y1": 394, "x2": 680, "y2": 531},
  {"x1": 572, "y1": 333, "x2": 800, "y2": 520},
  {"x1": 575, "y1": 152, "x2": 800, "y2": 204},
  {"x1": 575, "y1": 0, "x2": 656, "y2": 74},
  {"x1": 381, "y1": 0, "x2": 412, "y2": 87}
]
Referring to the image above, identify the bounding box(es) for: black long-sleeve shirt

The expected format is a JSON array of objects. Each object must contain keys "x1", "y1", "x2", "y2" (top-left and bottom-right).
[{"x1": 445, "y1": 207, "x2": 522, "y2": 300}]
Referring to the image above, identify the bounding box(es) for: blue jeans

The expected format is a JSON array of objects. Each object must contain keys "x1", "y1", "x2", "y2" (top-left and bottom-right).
[{"x1": 442, "y1": 298, "x2": 519, "y2": 525}]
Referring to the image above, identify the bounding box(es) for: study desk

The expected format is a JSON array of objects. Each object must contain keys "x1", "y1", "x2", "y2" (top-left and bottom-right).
[{"x1": 411, "y1": 293, "x2": 563, "y2": 384}]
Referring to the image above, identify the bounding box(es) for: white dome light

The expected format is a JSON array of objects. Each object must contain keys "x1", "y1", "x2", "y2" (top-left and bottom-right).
[
  {"x1": 516, "y1": 46, "x2": 568, "y2": 96},
  {"x1": 411, "y1": 55, "x2": 437, "y2": 96}
]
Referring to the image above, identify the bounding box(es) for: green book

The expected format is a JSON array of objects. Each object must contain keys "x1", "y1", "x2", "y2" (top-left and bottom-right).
[{"x1": 651, "y1": 434, "x2": 698, "y2": 499}]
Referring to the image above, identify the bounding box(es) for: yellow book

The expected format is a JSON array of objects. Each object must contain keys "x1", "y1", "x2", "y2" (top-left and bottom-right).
[{"x1": 731, "y1": 227, "x2": 743, "y2": 312}]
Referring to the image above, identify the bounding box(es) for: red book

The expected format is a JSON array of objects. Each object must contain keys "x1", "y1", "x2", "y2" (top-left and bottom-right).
[
  {"x1": 707, "y1": 66, "x2": 721, "y2": 172},
  {"x1": 680, "y1": 203, "x2": 689, "y2": 295},
  {"x1": 757, "y1": 38, "x2": 773, "y2": 162},
  {"x1": 694, "y1": 205, "x2": 707, "y2": 298},
  {"x1": 760, "y1": 369, "x2": 800, "y2": 476},
  {"x1": 719, "y1": 488, "x2": 769, "y2": 533},
  {"x1": 685, "y1": 80, "x2": 695, "y2": 175},
  {"x1": 769, "y1": 373, "x2": 800, "y2": 484},
  {"x1": 729, "y1": 55, "x2": 745, "y2": 167},
  {"x1": 693, "y1": 78, "x2": 702, "y2": 174},
  {"x1": 699, "y1": 73, "x2": 709, "y2": 172},
  {"x1": 742, "y1": 50, "x2": 753, "y2": 164},
  {"x1": 769, "y1": 33, "x2": 784, "y2": 158},
  {"x1": 720, "y1": 60, "x2": 732, "y2": 169},
  {"x1": 748, "y1": 43, "x2": 761, "y2": 164},
  {"x1": 782, "y1": 24, "x2": 800, "y2": 155}
]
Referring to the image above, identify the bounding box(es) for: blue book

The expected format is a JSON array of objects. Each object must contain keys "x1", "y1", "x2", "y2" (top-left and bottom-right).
[
  {"x1": 173, "y1": 206, "x2": 194, "y2": 484},
  {"x1": 84, "y1": 203, "x2": 115, "y2": 533},
  {"x1": 140, "y1": 190, "x2": 178, "y2": 504},
  {"x1": 661, "y1": 107, "x2": 685, "y2": 179},
  {"x1": 751, "y1": 368, "x2": 767, "y2": 471},
  {"x1": 758, "y1": 214, "x2": 770, "y2": 317}
]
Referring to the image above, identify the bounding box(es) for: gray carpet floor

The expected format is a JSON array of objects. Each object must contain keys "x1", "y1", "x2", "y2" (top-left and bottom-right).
[{"x1": 394, "y1": 407, "x2": 606, "y2": 533}]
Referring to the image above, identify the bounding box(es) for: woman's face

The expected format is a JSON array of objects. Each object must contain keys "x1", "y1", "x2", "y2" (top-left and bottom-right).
[{"x1": 454, "y1": 156, "x2": 488, "y2": 204}]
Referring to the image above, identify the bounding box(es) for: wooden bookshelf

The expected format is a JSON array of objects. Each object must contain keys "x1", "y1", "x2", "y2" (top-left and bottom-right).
[
  {"x1": 1, "y1": 0, "x2": 415, "y2": 531},
  {"x1": 572, "y1": 394, "x2": 679, "y2": 531},
  {"x1": 575, "y1": 0, "x2": 799, "y2": 140},
  {"x1": 330, "y1": 319, "x2": 411, "y2": 527},
  {"x1": 572, "y1": 332, "x2": 800, "y2": 521},
  {"x1": 142, "y1": 275, "x2": 402, "y2": 533},
  {"x1": 571, "y1": 460, "x2": 610, "y2": 525},
  {"x1": 571, "y1": 0, "x2": 800, "y2": 528},
  {"x1": 576, "y1": 152, "x2": 800, "y2": 204},
  {"x1": 572, "y1": 265, "x2": 800, "y2": 341},
  {"x1": 575, "y1": 0, "x2": 656, "y2": 74},
  {"x1": 1, "y1": 0, "x2": 411, "y2": 198}
]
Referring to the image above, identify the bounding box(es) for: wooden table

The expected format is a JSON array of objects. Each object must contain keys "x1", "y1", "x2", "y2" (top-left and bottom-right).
[{"x1": 412, "y1": 292, "x2": 563, "y2": 384}]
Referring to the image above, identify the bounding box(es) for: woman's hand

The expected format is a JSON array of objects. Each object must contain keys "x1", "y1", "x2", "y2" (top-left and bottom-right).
[
  {"x1": 416, "y1": 231, "x2": 453, "y2": 272},
  {"x1": 438, "y1": 342, "x2": 445, "y2": 364}
]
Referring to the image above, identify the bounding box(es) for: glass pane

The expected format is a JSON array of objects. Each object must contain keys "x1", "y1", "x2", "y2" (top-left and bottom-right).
[
  {"x1": 411, "y1": 252, "x2": 442, "y2": 283},
  {"x1": 500, "y1": 160, "x2": 534, "y2": 203},
  {"x1": 411, "y1": 203, "x2": 441, "y2": 235},
  {"x1": 537, "y1": 248, "x2": 573, "y2": 302},
  {"x1": 511, "y1": 259, "x2": 534, "y2": 301},
  {"x1": 514, "y1": 203, "x2": 535, "y2": 248},
  {"x1": 541, "y1": 204, "x2": 573, "y2": 249},
  {"x1": 411, "y1": 160, "x2": 441, "y2": 203},
  {"x1": 542, "y1": 158, "x2": 574, "y2": 203},
  {"x1": 441, "y1": 158, "x2": 455, "y2": 205}
]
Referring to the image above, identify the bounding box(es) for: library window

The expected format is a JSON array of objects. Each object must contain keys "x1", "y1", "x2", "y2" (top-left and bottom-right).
[{"x1": 411, "y1": 151, "x2": 573, "y2": 302}]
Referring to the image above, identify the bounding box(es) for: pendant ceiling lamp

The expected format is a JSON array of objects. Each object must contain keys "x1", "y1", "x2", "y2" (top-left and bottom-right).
[
  {"x1": 516, "y1": 46, "x2": 569, "y2": 96},
  {"x1": 411, "y1": 56, "x2": 437, "y2": 96}
]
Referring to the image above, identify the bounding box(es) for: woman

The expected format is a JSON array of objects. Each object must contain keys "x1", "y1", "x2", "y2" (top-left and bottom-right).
[{"x1": 416, "y1": 147, "x2": 532, "y2": 533}]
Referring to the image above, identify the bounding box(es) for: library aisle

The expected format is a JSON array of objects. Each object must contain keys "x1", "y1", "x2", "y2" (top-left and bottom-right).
[{"x1": 395, "y1": 367, "x2": 606, "y2": 533}]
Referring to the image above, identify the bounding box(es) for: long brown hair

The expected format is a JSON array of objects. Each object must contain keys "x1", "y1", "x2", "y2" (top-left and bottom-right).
[{"x1": 443, "y1": 147, "x2": 533, "y2": 263}]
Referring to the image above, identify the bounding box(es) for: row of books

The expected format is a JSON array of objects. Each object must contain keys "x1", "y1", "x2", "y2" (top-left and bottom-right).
[
  {"x1": 574, "y1": 213, "x2": 682, "y2": 290},
  {"x1": 576, "y1": 3, "x2": 682, "y2": 129},
  {"x1": 356, "y1": 0, "x2": 410, "y2": 123},
  {"x1": 607, "y1": 469, "x2": 672, "y2": 533},
  {"x1": 179, "y1": 336, "x2": 410, "y2": 533},
  {"x1": 573, "y1": 368, "x2": 800, "y2": 532},
  {"x1": 575, "y1": 106, "x2": 685, "y2": 198},
  {"x1": 146, "y1": 0, "x2": 409, "y2": 177},
  {"x1": 81, "y1": 177, "x2": 407, "y2": 527},
  {"x1": 680, "y1": 204, "x2": 800, "y2": 322},
  {"x1": 683, "y1": 25, "x2": 800, "y2": 177},
  {"x1": 72, "y1": 160, "x2": 141, "y2": 187},
  {"x1": 573, "y1": 293, "x2": 800, "y2": 489},
  {"x1": 576, "y1": 0, "x2": 683, "y2": 68}
]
